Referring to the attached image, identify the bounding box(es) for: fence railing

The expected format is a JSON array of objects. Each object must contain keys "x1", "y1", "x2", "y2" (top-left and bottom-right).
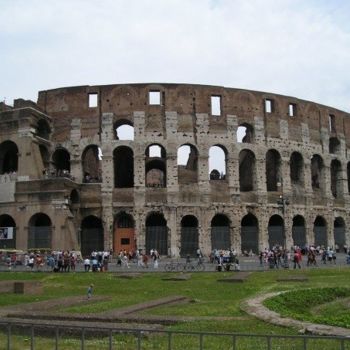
[{"x1": 0, "y1": 320, "x2": 349, "y2": 350}]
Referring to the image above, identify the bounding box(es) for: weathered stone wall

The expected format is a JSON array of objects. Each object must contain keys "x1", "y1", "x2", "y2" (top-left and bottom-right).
[{"x1": 0, "y1": 83, "x2": 349, "y2": 255}]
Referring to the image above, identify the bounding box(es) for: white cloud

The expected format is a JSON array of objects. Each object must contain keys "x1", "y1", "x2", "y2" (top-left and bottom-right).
[{"x1": 0, "y1": 0, "x2": 349, "y2": 112}]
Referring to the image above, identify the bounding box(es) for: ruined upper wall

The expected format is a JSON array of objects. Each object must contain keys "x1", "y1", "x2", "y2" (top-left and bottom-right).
[{"x1": 36, "y1": 83, "x2": 350, "y2": 145}]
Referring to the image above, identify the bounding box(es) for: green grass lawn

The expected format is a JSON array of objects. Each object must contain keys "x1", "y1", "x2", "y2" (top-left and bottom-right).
[{"x1": 0, "y1": 268, "x2": 349, "y2": 349}]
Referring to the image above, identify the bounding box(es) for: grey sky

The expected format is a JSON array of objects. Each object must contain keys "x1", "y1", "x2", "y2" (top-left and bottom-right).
[{"x1": 1, "y1": 0, "x2": 350, "y2": 113}]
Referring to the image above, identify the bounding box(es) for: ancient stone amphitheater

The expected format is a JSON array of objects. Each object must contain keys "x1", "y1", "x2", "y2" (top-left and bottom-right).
[{"x1": 0, "y1": 83, "x2": 349, "y2": 257}]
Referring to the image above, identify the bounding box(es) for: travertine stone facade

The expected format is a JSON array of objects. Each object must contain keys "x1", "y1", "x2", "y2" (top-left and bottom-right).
[{"x1": 0, "y1": 83, "x2": 349, "y2": 256}]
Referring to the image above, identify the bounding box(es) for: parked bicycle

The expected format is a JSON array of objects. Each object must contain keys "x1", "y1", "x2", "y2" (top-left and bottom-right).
[
  {"x1": 164, "y1": 260, "x2": 184, "y2": 272},
  {"x1": 183, "y1": 258, "x2": 205, "y2": 272}
]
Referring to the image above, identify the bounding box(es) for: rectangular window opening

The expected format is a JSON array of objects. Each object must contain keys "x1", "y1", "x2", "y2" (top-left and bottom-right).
[
  {"x1": 289, "y1": 103, "x2": 296, "y2": 117},
  {"x1": 265, "y1": 99, "x2": 273, "y2": 113},
  {"x1": 329, "y1": 114, "x2": 336, "y2": 132},
  {"x1": 88, "y1": 93, "x2": 98, "y2": 108},
  {"x1": 121, "y1": 238, "x2": 130, "y2": 245},
  {"x1": 149, "y1": 91, "x2": 161, "y2": 105},
  {"x1": 211, "y1": 95, "x2": 221, "y2": 116}
]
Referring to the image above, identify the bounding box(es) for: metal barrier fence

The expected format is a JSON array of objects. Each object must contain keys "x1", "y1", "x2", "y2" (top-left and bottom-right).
[{"x1": 0, "y1": 321, "x2": 349, "y2": 350}]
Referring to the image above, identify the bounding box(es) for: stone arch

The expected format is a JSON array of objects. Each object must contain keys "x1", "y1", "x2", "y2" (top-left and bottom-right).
[
  {"x1": 180, "y1": 215, "x2": 199, "y2": 257},
  {"x1": 292, "y1": 215, "x2": 306, "y2": 248},
  {"x1": 311, "y1": 154, "x2": 325, "y2": 192},
  {"x1": 211, "y1": 214, "x2": 231, "y2": 250},
  {"x1": 266, "y1": 149, "x2": 281, "y2": 191},
  {"x1": 0, "y1": 214, "x2": 16, "y2": 249},
  {"x1": 177, "y1": 144, "x2": 198, "y2": 184},
  {"x1": 268, "y1": 215, "x2": 285, "y2": 249},
  {"x1": 36, "y1": 119, "x2": 51, "y2": 139},
  {"x1": 145, "y1": 144, "x2": 166, "y2": 187},
  {"x1": 239, "y1": 149, "x2": 256, "y2": 191},
  {"x1": 82, "y1": 145, "x2": 102, "y2": 183},
  {"x1": 329, "y1": 137, "x2": 341, "y2": 155},
  {"x1": 145, "y1": 212, "x2": 168, "y2": 255},
  {"x1": 113, "y1": 212, "x2": 135, "y2": 254},
  {"x1": 313, "y1": 216, "x2": 327, "y2": 248},
  {"x1": 114, "y1": 119, "x2": 134, "y2": 140},
  {"x1": 0, "y1": 140, "x2": 18, "y2": 174},
  {"x1": 241, "y1": 214, "x2": 259, "y2": 254},
  {"x1": 330, "y1": 159, "x2": 342, "y2": 198},
  {"x1": 52, "y1": 147, "x2": 70, "y2": 176},
  {"x1": 237, "y1": 123, "x2": 254, "y2": 143},
  {"x1": 28, "y1": 213, "x2": 52, "y2": 250},
  {"x1": 334, "y1": 217, "x2": 345, "y2": 251},
  {"x1": 290, "y1": 152, "x2": 304, "y2": 186},
  {"x1": 81, "y1": 216, "x2": 104, "y2": 256},
  {"x1": 114, "y1": 146, "x2": 134, "y2": 188},
  {"x1": 209, "y1": 145, "x2": 227, "y2": 180}
]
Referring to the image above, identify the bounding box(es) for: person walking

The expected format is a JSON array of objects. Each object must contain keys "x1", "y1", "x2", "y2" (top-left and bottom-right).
[{"x1": 87, "y1": 284, "x2": 94, "y2": 300}]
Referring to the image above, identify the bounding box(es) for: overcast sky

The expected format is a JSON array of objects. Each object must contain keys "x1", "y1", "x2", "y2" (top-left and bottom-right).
[{"x1": 1, "y1": 0, "x2": 350, "y2": 112}]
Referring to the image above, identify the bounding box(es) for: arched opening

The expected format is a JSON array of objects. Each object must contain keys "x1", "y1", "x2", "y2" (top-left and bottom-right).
[
  {"x1": 81, "y1": 216, "x2": 104, "y2": 256},
  {"x1": 334, "y1": 217, "x2": 345, "y2": 252},
  {"x1": 329, "y1": 137, "x2": 341, "y2": 154},
  {"x1": 70, "y1": 189, "x2": 80, "y2": 204},
  {"x1": 39, "y1": 145, "x2": 50, "y2": 173},
  {"x1": 114, "y1": 146, "x2": 134, "y2": 188},
  {"x1": 0, "y1": 141, "x2": 18, "y2": 174},
  {"x1": 268, "y1": 215, "x2": 285, "y2": 249},
  {"x1": 0, "y1": 215, "x2": 16, "y2": 249},
  {"x1": 82, "y1": 145, "x2": 102, "y2": 183},
  {"x1": 36, "y1": 119, "x2": 51, "y2": 139},
  {"x1": 113, "y1": 212, "x2": 135, "y2": 253},
  {"x1": 28, "y1": 213, "x2": 52, "y2": 249},
  {"x1": 237, "y1": 124, "x2": 254, "y2": 143},
  {"x1": 145, "y1": 144, "x2": 166, "y2": 187},
  {"x1": 180, "y1": 215, "x2": 199, "y2": 257},
  {"x1": 266, "y1": 149, "x2": 281, "y2": 191},
  {"x1": 209, "y1": 145, "x2": 227, "y2": 180},
  {"x1": 177, "y1": 144, "x2": 198, "y2": 184},
  {"x1": 115, "y1": 120, "x2": 134, "y2": 140},
  {"x1": 145, "y1": 213, "x2": 168, "y2": 255},
  {"x1": 330, "y1": 159, "x2": 342, "y2": 198},
  {"x1": 292, "y1": 215, "x2": 306, "y2": 248},
  {"x1": 241, "y1": 214, "x2": 259, "y2": 254},
  {"x1": 52, "y1": 148, "x2": 70, "y2": 177},
  {"x1": 211, "y1": 214, "x2": 230, "y2": 250},
  {"x1": 311, "y1": 155, "x2": 324, "y2": 191},
  {"x1": 313, "y1": 216, "x2": 327, "y2": 248},
  {"x1": 239, "y1": 149, "x2": 256, "y2": 191},
  {"x1": 290, "y1": 152, "x2": 304, "y2": 186}
]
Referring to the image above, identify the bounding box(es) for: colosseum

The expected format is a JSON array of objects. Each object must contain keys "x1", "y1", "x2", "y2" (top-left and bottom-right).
[{"x1": 0, "y1": 83, "x2": 349, "y2": 257}]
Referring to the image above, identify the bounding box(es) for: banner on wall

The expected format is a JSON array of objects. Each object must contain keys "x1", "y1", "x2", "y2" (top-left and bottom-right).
[{"x1": 0, "y1": 227, "x2": 13, "y2": 240}]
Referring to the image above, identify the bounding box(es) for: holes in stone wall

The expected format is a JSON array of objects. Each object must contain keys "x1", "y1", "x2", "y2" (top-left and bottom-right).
[
  {"x1": 264, "y1": 99, "x2": 274, "y2": 113},
  {"x1": 329, "y1": 137, "x2": 340, "y2": 154},
  {"x1": 237, "y1": 124, "x2": 254, "y2": 143},
  {"x1": 330, "y1": 159, "x2": 342, "y2": 198},
  {"x1": 290, "y1": 152, "x2": 304, "y2": 185},
  {"x1": 52, "y1": 148, "x2": 70, "y2": 176}
]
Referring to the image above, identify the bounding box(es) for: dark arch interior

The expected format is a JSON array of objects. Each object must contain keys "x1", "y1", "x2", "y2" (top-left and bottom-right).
[
  {"x1": 266, "y1": 150, "x2": 281, "y2": 191},
  {"x1": 241, "y1": 214, "x2": 258, "y2": 226},
  {"x1": 0, "y1": 141, "x2": 18, "y2": 174},
  {"x1": 82, "y1": 216, "x2": 103, "y2": 228},
  {"x1": 239, "y1": 150, "x2": 255, "y2": 191},
  {"x1": 146, "y1": 213, "x2": 166, "y2": 226},
  {"x1": 311, "y1": 155, "x2": 323, "y2": 190},
  {"x1": 0, "y1": 215, "x2": 16, "y2": 227},
  {"x1": 116, "y1": 213, "x2": 134, "y2": 228},
  {"x1": 53, "y1": 148, "x2": 70, "y2": 173},
  {"x1": 334, "y1": 217, "x2": 345, "y2": 228},
  {"x1": 70, "y1": 189, "x2": 80, "y2": 204},
  {"x1": 181, "y1": 215, "x2": 198, "y2": 227},
  {"x1": 29, "y1": 213, "x2": 51, "y2": 227},
  {"x1": 211, "y1": 214, "x2": 229, "y2": 227},
  {"x1": 314, "y1": 216, "x2": 326, "y2": 227},
  {"x1": 290, "y1": 152, "x2": 303, "y2": 184},
  {"x1": 268, "y1": 215, "x2": 283, "y2": 226},
  {"x1": 293, "y1": 215, "x2": 305, "y2": 226},
  {"x1": 329, "y1": 137, "x2": 340, "y2": 154},
  {"x1": 114, "y1": 146, "x2": 134, "y2": 188},
  {"x1": 82, "y1": 145, "x2": 101, "y2": 182},
  {"x1": 37, "y1": 119, "x2": 51, "y2": 139}
]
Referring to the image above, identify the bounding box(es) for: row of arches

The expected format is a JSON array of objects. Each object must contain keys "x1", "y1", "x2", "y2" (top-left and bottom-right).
[
  {"x1": 0, "y1": 212, "x2": 346, "y2": 256},
  {"x1": 1, "y1": 139, "x2": 348, "y2": 198}
]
